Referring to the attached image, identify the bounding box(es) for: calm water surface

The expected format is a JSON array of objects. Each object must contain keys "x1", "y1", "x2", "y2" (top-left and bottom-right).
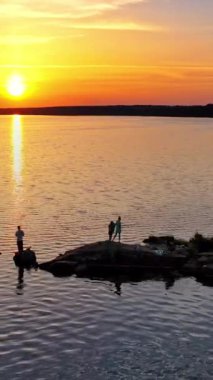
[{"x1": 0, "y1": 115, "x2": 213, "y2": 379}]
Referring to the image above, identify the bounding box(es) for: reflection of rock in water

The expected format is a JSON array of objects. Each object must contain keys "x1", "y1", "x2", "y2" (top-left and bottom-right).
[{"x1": 107, "y1": 273, "x2": 177, "y2": 296}]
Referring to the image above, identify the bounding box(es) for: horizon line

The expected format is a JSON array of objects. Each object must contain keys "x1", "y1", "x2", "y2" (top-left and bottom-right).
[
  {"x1": 1, "y1": 103, "x2": 213, "y2": 109},
  {"x1": 0, "y1": 104, "x2": 213, "y2": 118}
]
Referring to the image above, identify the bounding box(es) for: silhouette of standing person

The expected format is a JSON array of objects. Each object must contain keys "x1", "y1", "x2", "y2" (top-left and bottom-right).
[
  {"x1": 108, "y1": 221, "x2": 115, "y2": 241},
  {"x1": 113, "y1": 216, "x2": 121, "y2": 242},
  {"x1": 15, "y1": 226, "x2": 24, "y2": 254}
]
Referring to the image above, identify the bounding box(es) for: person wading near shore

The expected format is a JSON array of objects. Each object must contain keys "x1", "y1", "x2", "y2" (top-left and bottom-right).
[
  {"x1": 113, "y1": 216, "x2": 122, "y2": 242},
  {"x1": 15, "y1": 226, "x2": 25, "y2": 254}
]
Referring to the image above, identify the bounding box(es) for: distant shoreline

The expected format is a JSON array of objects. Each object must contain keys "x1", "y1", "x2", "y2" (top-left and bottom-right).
[{"x1": 0, "y1": 104, "x2": 213, "y2": 118}]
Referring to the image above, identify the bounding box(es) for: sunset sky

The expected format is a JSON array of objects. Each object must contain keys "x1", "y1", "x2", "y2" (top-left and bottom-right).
[{"x1": 0, "y1": 0, "x2": 213, "y2": 107}]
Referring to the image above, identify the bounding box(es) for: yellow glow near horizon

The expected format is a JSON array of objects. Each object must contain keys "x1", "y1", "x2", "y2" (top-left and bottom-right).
[
  {"x1": 7, "y1": 75, "x2": 26, "y2": 97},
  {"x1": 1, "y1": 2, "x2": 213, "y2": 105}
]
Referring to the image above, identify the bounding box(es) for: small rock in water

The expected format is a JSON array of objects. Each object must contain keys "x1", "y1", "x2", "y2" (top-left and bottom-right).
[{"x1": 13, "y1": 248, "x2": 38, "y2": 269}]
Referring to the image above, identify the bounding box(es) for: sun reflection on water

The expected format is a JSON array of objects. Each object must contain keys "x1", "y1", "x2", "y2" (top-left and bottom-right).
[{"x1": 11, "y1": 115, "x2": 23, "y2": 186}]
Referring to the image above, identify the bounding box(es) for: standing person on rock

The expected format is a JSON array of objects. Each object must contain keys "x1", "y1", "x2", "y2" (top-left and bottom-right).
[
  {"x1": 15, "y1": 226, "x2": 25, "y2": 254},
  {"x1": 108, "y1": 221, "x2": 115, "y2": 241},
  {"x1": 113, "y1": 216, "x2": 122, "y2": 242}
]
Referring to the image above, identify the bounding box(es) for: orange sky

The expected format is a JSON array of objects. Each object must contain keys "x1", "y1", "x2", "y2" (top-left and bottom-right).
[{"x1": 0, "y1": 0, "x2": 213, "y2": 107}]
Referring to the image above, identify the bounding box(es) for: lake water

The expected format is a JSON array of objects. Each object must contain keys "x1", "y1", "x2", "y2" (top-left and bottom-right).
[{"x1": 0, "y1": 115, "x2": 213, "y2": 379}]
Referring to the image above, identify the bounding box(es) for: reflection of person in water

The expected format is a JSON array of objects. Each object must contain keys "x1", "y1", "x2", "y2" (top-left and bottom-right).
[
  {"x1": 164, "y1": 276, "x2": 175, "y2": 290},
  {"x1": 114, "y1": 280, "x2": 122, "y2": 295},
  {"x1": 16, "y1": 267, "x2": 24, "y2": 295}
]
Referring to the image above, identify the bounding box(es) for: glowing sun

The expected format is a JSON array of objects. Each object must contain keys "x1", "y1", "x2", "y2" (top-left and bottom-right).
[{"x1": 7, "y1": 75, "x2": 25, "y2": 97}]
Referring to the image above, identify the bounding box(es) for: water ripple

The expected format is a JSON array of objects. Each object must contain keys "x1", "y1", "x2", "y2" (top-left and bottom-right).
[{"x1": 1, "y1": 116, "x2": 213, "y2": 379}]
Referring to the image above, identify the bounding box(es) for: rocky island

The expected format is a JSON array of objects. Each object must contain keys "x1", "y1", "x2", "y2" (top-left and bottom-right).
[{"x1": 38, "y1": 233, "x2": 213, "y2": 285}]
